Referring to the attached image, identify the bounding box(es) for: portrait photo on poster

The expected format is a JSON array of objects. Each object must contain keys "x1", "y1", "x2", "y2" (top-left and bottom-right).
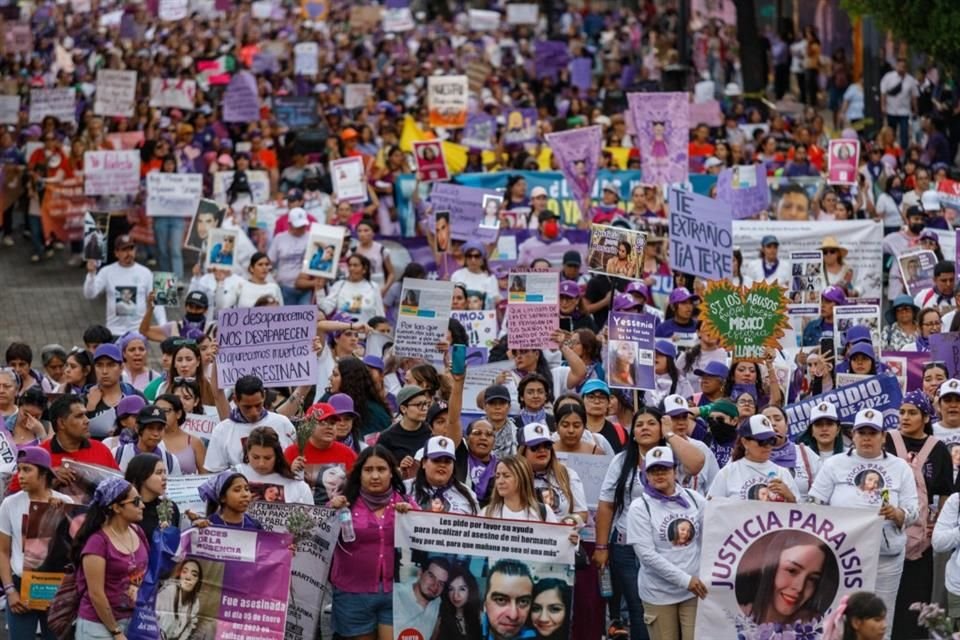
[
  {"x1": 206, "y1": 228, "x2": 238, "y2": 270},
  {"x1": 302, "y1": 224, "x2": 345, "y2": 279},
  {"x1": 480, "y1": 194, "x2": 503, "y2": 229},
  {"x1": 435, "y1": 210, "x2": 451, "y2": 253},
  {"x1": 155, "y1": 557, "x2": 225, "y2": 639},
  {"x1": 82, "y1": 211, "x2": 111, "y2": 263},
  {"x1": 185, "y1": 199, "x2": 225, "y2": 253}
]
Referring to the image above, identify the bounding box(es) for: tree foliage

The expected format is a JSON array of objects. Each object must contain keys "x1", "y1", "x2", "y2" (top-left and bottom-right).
[{"x1": 842, "y1": 0, "x2": 960, "y2": 66}]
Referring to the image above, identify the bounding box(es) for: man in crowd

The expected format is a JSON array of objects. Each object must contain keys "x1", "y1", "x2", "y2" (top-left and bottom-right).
[{"x1": 83, "y1": 235, "x2": 165, "y2": 337}]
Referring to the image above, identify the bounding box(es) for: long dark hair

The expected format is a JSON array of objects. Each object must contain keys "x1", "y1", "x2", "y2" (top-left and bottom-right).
[
  {"x1": 336, "y1": 357, "x2": 391, "y2": 426},
  {"x1": 842, "y1": 592, "x2": 887, "y2": 640},
  {"x1": 516, "y1": 350, "x2": 555, "y2": 399},
  {"x1": 611, "y1": 408, "x2": 665, "y2": 517},
  {"x1": 723, "y1": 360, "x2": 765, "y2": 403},
  {"x1": 165, "y1": 342, "x2": 216, "y2": 406},
  {"x1": 437, "y1": 564, "x2": 483, "y2": 639},
  {"x1": 66, "y1": 349, "x2": 96, "y2": 388},
  {"x1": 575, "y1": 329, "x2": 602, "y2": 365},
  {"x1": 531, "y1": 578, "x2": 572, "y2": 639},
  {"x1": 205, "y1": 472, "x2": 246, "y2": 516},
  {"x1": 657, "y1": 350, "x2": 680, "y2": 394},
  {"x1": 412, "y1": 463, "x2": 479, "y2": 515},
  {"x1": 244, "y1": 426, "x2": 296, "y2": 479},
  {"x1": 409, "y1": 363, "x2": 451, "y2": 400},
  {"x1": 173, "y1": 559, "x2": 203, "y2": 615},
  {"x1": 156, "y1": 394, "x2": 186, "y2": 426},
  {"x1": 343, "y1": 446, "x2": 405, "y2": 506},
  {"x1": 71, "y1": 484, "x2": 134, "y2": 566},
  {"x1": 125, "y1": 453, "x2": 163, "y2": 495}
]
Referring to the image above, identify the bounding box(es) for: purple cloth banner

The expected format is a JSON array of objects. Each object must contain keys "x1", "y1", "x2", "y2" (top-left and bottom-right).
[
  {"x1": 223, "y1": 71, "x2": 260, "y2": 123},
  {"x1": 608, "y1": 311, "x2": 657, "y2": 391},
  {"x1": 628, "y1": 92, "x2": 689, "y2": 185},
  {"x1": 880, "y1": 350, "x2": 926, "y2": 393},
  {"x1": 931, "y1": 332, "x2": 960, "y2": 378},
  {"x1": 570, "y1": 58, "x2": 593, "y2": 92},
  {"x1": 534, "y1": 40, "x2": 570, "y2": 80},
  {"x1": 503, "y1": 108, "x2": 538, "y2": 145},
  {"x1": 462, "y1": 113, "x2": 496, "y2": 150},
  {"x1": 667, "y1": 187, "x2": 732, "y2": 280},
  {"x1": 428, "y1": 182, "x2": 499, "y2": 243},
  {"x1": 715, "y1": 164, "x2": 771, "y2": 220},
  {"x1": 545, "y1": 125, "x2": 602, "y2": 203}
]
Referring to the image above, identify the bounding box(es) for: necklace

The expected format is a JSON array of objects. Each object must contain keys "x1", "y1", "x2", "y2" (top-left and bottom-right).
[{"x1": 108, "y1": 524, "x2": 135, "y2": 555}]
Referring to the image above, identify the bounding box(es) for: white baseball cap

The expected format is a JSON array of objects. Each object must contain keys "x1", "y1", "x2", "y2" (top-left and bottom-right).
[
  {"x1": 737, "y1": 414, "x2": 777, "y2": 441},
  {"x1": 809, "y1": 401, "x2": 839, "y2": 423},
  {"x1": 289, "y1": 207, "x2": 309, "y2": 228},
  {"x1": 643, "y1": 446, "x2": 676, "y2": 471},
  {"x1": 852, "y1": 408, "x2": 883, "y2": 432},
  {"x1": 415, "y1": 435, "x2": 456, "y2": 462},
  {"x1": 521, "y1": 423, "x2": 552, "y2": 448},
  {"x1": 939, "y1": 379, "x2": 960, "y2": 400},
  {"x1": 663, "y1": 394, "x2": 696, "y2": 417}
]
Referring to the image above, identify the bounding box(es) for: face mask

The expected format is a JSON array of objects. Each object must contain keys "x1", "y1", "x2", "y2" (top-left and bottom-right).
[
  {"x1": 184, "y1": 312, "x2": 206, "y2": 324},
  {"x1": 909, "y1": 222, "x2": 925, "y2": 235},
  {"x1": 890, "y1": 188, "x2": 904, "y2": 203},
  {"x1": 542, "y1": 219, "x2": 560, "y2": 239},
  {"x1": 708, "y1": 418, "x2": 737, "y2": 443}
]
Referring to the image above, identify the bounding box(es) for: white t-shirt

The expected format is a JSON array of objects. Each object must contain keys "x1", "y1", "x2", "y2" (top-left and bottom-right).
[
  {"x1": 235, "y1": 279, "x2": 284, "y2": 308},
  {"x1": 676, "y1": 438, "x2": 719, "y2": 496},
  {"x1": 403, "y1": 478, "x2": 480, "y2": 515},
  {"x1": 706, "y1": 458, "x2": 800, "y2": 502},
  {"x1": 880, "y1": 70, "x2": 919, "y2": 117},
  {"x1": 205, "y1": 412, "x2": 296, "y2": 472},
  {"x1": 319, "y1": 278, "x2": 385, "y2": 324},
  {"x1": 449, "y1": 268, "x2": 500, "y2": 309},
  {"x1": 599, "y1": 452, "x2": 646, "y2": 537},
  {"x1": 235, "y1": 463, "x2": 314, "y2": 505},
  {"x1": 809, "y1": 451, "x2": 918, "y2": 555},
  {"x1": 626, "y1": 488, "x2": 707, "y2": 605},
  {"x1": 534, "y1": 467, "x2": 588, "y2": 519},
  {"x1": 487, "y1": 503, "x2": 559, "y2": 523},
  {"x1": 394, "y1": 582, "x2": 441, "y2": 639},
  {"x1": 83, "y1": 262, "x2": 166, "y2": 335},
  {"x1": 934, "y1": 422, "x2": 960, "y2": 448},
  {"x1": 0, "y1": 491, "x2": 75, "y2": 575}
]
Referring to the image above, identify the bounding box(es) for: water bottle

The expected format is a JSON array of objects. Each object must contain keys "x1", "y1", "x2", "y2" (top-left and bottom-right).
[
  {"x1": 599, "y1": 567, "x2": 613, "y2": 598},
  {"x1": 338, "y1": 507, "x2": 356, "y2": 542}
]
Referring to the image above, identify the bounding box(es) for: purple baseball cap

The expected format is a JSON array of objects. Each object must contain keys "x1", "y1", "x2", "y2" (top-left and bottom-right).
[
  {"x1": 17, "y1": 446, "x2": 52, "y2": 471},
  {"x1": 362, "y1": 354, "x2": 385, "y2": 371},
  {"x1": 669, "y1": 287, "x2": 697, "y2": 305},
  {"x1": 625, "y1": 281, "x2": 650, "y2": 300},
  {"x1": 559, "y1": 281, "x2": 580, "y2": 298},
  {"x1": 93, "y1": 343, "x2": 123, "y2": 363},
  {"x1": 822, "y1": 286, "x2": 847, "y2": 305},
  {"x1": 116, "y1": 395, "x2": 147, "y2": 419},
  {"x1": 328, "y1": 393, "x2": 358, "y2": 418},
  {"x1": 612, "y1": 292, "x2": 642, "y2": 312},
  {"x1": 693, "y1": 360, "x2": 729, "y2": 379}
]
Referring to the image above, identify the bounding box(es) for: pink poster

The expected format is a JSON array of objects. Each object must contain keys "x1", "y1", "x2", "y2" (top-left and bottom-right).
[
  {"x1": 412, "y1": 140, "x2": 450, "y2": 183},
  {"x1": 827, "y1": 139, "x2": 859, "y2": 186},
  {"x1": 628, "y1": 92, "x2": 689, "y2": 186}
]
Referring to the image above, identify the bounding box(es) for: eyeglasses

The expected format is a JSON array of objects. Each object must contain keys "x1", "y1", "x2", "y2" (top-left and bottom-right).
[
  {"x1": 407, "y1": 401, "x2": 431, "y2": 409},
  {"x1": 119, "y1": 496, "x2": 143, "y2": 507},
  {"x1": 747, "y1": 438, "x2": 775, "y2": 448},
  {"x1": 923, "y1": 321, "x2": 942, "y2": 328},
  {"x1": 173, "y1": 376, "x2": 196, "y2": 384},
  {"x1": 466, "y1": 253, "x2": 482, "y2": 259}
]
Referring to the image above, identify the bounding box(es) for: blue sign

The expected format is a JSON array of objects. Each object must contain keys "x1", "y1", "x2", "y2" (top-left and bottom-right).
[{"x1": 784, "y1": 373, "x2": 903, "y2": 440}]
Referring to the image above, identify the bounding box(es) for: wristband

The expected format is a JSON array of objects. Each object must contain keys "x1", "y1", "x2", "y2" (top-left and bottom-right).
[
  {"x1": 2, "y1": 584, "x2": 14, "y2": 593},
  {"x1": 594, "y1": 544, "x2": 608, "y2": 550}
]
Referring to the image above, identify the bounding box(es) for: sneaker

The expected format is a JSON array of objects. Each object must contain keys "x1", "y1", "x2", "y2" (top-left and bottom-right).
[
  {"x1": 1, "y1": 236, "x2": 12, "y2": 246},
  {"x1": 30, "y1": 254, "x2": 40, "y2": 263},
  {"x1": 53, "y1": 241, "x2": 65, "y2": 250},
  {"x1": 607, "y1": 621, "x2": 629, "y2": 639}
]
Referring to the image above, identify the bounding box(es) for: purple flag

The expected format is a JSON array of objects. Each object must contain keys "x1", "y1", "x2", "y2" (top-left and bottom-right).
[
  {"x1": 628, "y1": 92, "x2": 689, "y2": 186},
  {"x1": 667, "y1": 187, "x2": 732, "y2": 280},
  {"x1": 545, "y1": 125, "x2": 603, "y2": 203},
  {"x1": 715, "y1": 164, "x2": 770, "y2": 220},
  {"x1": 931, "y1": 333, "x2": 960, "y2": 378},
  {"x1": 222, "y1": 71, "x2": 260, "y2": 123},
  {"x1": 570, "y1": 58, "x2": 592, "y2": 92},
  {"x1": 462, "y1": 113, "x2": 496, "y2": 150},
  {"x1": 534, "y1": 41, "x2": 570, "y2": 80},
  {"x1": 503, "y1": 108, "x2": 538, "y2": 145}
]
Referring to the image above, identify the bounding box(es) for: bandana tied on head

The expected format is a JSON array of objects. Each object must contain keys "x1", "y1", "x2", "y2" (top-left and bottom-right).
[
  {"x1": 903, "y1": 389, "x2": 934, "y2": 417},
  {"x1": 198, "y1": 471, "x2": 239, "y2": 504},
  {"x1": 93, "y1": 477, "x2": 132, "y2": 507}
]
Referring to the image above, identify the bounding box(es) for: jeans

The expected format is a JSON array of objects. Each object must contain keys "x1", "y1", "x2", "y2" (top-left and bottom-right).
[
  {"x1": 75, "y1": 617, "x2": 129, "y2": 639},
  {"x1": 610, "y1": 542, "x2": 649, "y2": 640},
  {"x1": 152, "y1": 216, "x2": 185, "y2": 279},
  {"x1": 6, "y1": 576, "x2": 56, "y2": 640},
  {"x1": 27, "y1": 213, "x2": 44, "y2": 255},
  {"x1": 280, "y1": 285, "x2": 313, "y2": 306},
  {"x1": 886, "y1": 114, "x2": 911, "y2": 150},
  {"x1": 875, "y1": 550, "x2": 905, "y2": 639}
]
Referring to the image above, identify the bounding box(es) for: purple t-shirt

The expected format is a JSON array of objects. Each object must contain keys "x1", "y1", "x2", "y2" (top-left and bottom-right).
[{"x1": 77, "y1": 527, "x2": 149, "y2": 622}]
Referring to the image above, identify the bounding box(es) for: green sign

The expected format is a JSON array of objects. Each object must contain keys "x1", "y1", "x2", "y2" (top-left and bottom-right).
[{"x1": 700, "y1": 280, "x2": 789, "y2": 361}]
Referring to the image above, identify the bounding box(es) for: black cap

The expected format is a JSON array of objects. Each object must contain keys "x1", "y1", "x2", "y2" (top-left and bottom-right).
[
  {"x1": 185, "y1": 290, "x2": 209, "y2": 308},
  {"x1": 484, "y1": 384, "x2": 511, "y2": 404},
  {"x1": 137, "y1": 405, "x2": 167, "y2": 427},
  {"x1": 905, "y1": 205, "x2": 926, "y2": 219},
  {"x1": 538, "y1": 210, "x2": 558, "y2": 221},
  {"x1": 426, "y1": 400, "x2": 449, "y2": 426},
  {"x1": 562, "y1": 250, "x2": 582, "y2": 266},
  {"x1": 114, "y1": 234, "x2": 135, "y2": 250}
]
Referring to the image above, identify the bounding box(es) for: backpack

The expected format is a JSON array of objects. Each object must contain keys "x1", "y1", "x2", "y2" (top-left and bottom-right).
[{"x1": 888, "y1": 430, "x2": 938, "y2": 560}]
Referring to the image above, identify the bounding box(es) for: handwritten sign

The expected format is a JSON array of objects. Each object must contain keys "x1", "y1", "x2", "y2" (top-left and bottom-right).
[
  {"x1": 182, "y1": 413, "x2": 217, "y2": 441},
  {"x1": 158, "y1": 0, "x2": 188, "y2": 20},
  {"x1": 506, "y1": 270, "x2": 559, "y2": 350},
  {"x1": 149, "y1": 78, "x2": 196, "y2": 110},
  {"x1": 668, "y1": 187, "x2": 732, "y2": 280},
  {"x1": 93, "y1": 69, "x2": 137, "y2": 118},
  {"x1": 700, "y1": 280, "x2": 789, "y2": 361},
  {"x1": 83, "y1": 150, "x2": 141, "y2": 196},
  {"x1": 506, "y1": 3, "x2": 538, "y2": 24},
  {"x1": 216, "y1": 306, "x2": 318, "y2": 388},
  {"x1": 146, "y1": 172, "x2": 203, "y2": 218},
  {"x1": 427, "y1": 75, "x2": 468, "y2": 129},
  {"x1": 394, "y1": 279, "x2": 454, "y2": 358},
  {"x1": 29, "y1": 88, "x2": 75, "y2": 123},
  {"x1": 931, "y1": 333, "x2": 960, "y2": 378},
  {"x1": 222, "y1": 71, "x2": 260, "y2": 123},
  {"x1": 0, "y1": 95, "x2": 19, "y2": 124},
  {"x1": 293, "y1": 42, "x2": 319, "y2": 76},
  {"x1": 343, "y1": 83, "x2": 372, "y2": 110}
]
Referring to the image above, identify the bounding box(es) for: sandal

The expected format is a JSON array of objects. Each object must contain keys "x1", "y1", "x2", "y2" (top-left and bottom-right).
[{"x1": 607, "y1": 620, "x2": 629, "y2": 639}]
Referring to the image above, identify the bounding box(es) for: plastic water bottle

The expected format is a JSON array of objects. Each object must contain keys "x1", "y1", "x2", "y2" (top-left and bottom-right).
[
  {"x1": 338, "y1": 507, "x2": 356, "y2": 542},
  {"x1": 599, "y1": 567, "x2": 613, "y2": 598}
]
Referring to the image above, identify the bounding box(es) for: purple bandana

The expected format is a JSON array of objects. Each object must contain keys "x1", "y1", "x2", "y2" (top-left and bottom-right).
[{"x1": 92, "y1": 477, "x2": 132, "y2": 507}]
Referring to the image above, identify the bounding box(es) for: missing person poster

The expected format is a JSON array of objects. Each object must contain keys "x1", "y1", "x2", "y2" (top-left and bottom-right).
[
  {"x1": 216, "y1": 306, "x2": 318, "y2": 388},
  {"x1": 607, "y1": 311, "x2": 656, "y2": 390},
  {"x1": 60, "y1": 460, "x2": 122, "y2": 505},
  {"x1": 302, "y1": 223, "x2": 346, "y2": 279},
  {"x1": 330, "y1": 156, "x2": 366, "y2": 203},
  {"x1": 507, "y1": 269, "x2": 559, "y2": 350},
  {"x1": 427, "y1": 75, "x2": 468, "y2": 128},
  {"x1": 152, "y1": 271, "x2": 180, "y2": 307},
  {"x1": 412, "y1": 140, "x2": 450, "y2": 182},
  {"x1": 451, "y1": 310, "x2": 499, "y2": 350},
  {"x1": 156, "y1": 527, "x2": 293, "y2": 640},
  {"x1": 827, "y1": 139, "x2": 860, "y2": 186},
  {"x1": 833, "y1": 304, "x2": 881, "y2": 364},
  {"x1": 248, "y1": 502, "x2": 340, "y2": 640},
  {"x1": 20, "y1": 502, "x2": 87, "y2": 610},
  {"x1": 393, "y1": 511, "x2": 576, "y2": 640},
  {"x1": 788, "y1": 251, "x2": 825, "y2": 305},
  {"x1": 694, "y1": 498, "x2": 880, "y2": 639},
  {"x1": 897, "y1": 249, "x2": 937, "y2": 297},
  {"x1": 395, "y1": 278, "x2": 454, "y2": 358},
  {"x1": 586, "y1": 224, "x2": 647, "y2": 280},
  {"x1": 206, "y1": 228, "x2": 239, "y2": 271}
]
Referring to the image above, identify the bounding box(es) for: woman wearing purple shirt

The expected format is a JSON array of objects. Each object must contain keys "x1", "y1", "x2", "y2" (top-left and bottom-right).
[{"x1": 327, "y1": 446, "x2": 417, "y2": 640}]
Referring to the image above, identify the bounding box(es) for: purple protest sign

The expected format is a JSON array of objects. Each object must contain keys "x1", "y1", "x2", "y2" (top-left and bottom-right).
[
  {"x1": 503, "y1": 108, "x2": 538, "y2": 145},
  {"x1": 534, "y1": 40, "x2": 570, "y2": 80},
  {"x1": 880, "y1": 350, "x2": 926, "y2": 393},
  {"x1": 216, "y1": 305, "x2": 317, "y2": 388},
  {"x1": 931, "y1": 332, "x2": 960, "y2": 378},
  {"x1": 628, "y1": 92, "x2": 689, "y2": 185},
  {"x1": 570, "y1": 57, "x2": 592, "y2": 92},
  {"x1": 608, "y1": 311, "x2": 656, "y2": 390},
  {"x1": 688, "y1": 100, "x2": 723, "y2": 127},
  {"x1": 545, "y1": 125, "x2": 602, "y2": 203},
  {"x1": 428, "y1": 182, "x2": 499, "y2": 243},
  {"x1": 222, "y1": 71, "x2": 260, "y2": 123},
  {"x1": 715, "y1": 164, "x2": 770, "y2": 220},
  {"x1": 462, "y1": 113, "x2": 496, "y2": 150},
  {"x1": 667, "y1": 187, "x2": 732, "y2": 280}
]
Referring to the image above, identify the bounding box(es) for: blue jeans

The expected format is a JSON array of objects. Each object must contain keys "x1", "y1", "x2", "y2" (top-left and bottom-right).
[
  {"x1": 610, "y1": 541, "x2": 649, "y2": 640},
  {"x1": 27, "y1": 214, "x2": 44, "y2": 255},
  {"x1": 7, "y1": 576, "x2": 56, "y2": 639},
  {"x1": 152, "y1": 216, "x2": 185, "y2": 279},
  {"x1": 279, "y1": 285, "x2": 313, "y2": 306},
  {"x1": 887, "y1": 114, "x2": 910, "y2": 150}
]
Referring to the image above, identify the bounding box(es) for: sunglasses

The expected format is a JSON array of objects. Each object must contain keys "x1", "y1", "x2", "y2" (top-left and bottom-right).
[
  {"x1": 120, "y1": 496, "x2": 143, "y2": 507},
  {"x1": 173, "y1": 339, "x2": 197, "y2": 346},
  {"x1": 528, "y1": 442, "x2": 552, "y2": 452},
  {"x1": 466, "y1": 253, "x2": 483, "y2": 259},
  {"x1": 173, "y1": 376, "x2": 196, "y2": 384},
  {"x1": 747, "y1": 438, "x2": 775, "y2": 448}
]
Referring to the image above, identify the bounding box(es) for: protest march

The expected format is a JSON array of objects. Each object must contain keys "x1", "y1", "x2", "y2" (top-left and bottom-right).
[{"x1": 2, "y1": 1, "x2": 960, "y2": 639}]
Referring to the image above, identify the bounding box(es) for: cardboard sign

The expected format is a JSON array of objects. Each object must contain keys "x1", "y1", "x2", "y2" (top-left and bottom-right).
[
  {"x1": 83, "y1": 150, "x2": 141, "y2": 196},
  {"x1": 700, "y1": 279, "x2": 789, "y2": 361},
  {"x1": 669, "y1": 187, "x2": 733, "y2": 280},
  {"x1": 330, "y1": 156, "x2": 366, "y2": 203},
  {"x1": 0, "y1": 94, "x2": 19, "y2": 124},
  {"x1": 29, "y1": 87, "x2": 75, "y2": 123},
  {"x1": 412, "y1": 140, "x2": 449, "y2": 182},
  {"x1": 216, "y1": 306, "x2": 318, "y2": 388},
  {"x1": 149, "y1": 78, "x2": 196, "y2": 110},
  {"x1": 146, "y1": 172, "x2": 203, "y2": 217},
  {"x1": 93, "y1": 69, "x2": 137, "y2": 118},
  {"x1": 427, "y1": 75, "x2": 468, "y2": 129}
]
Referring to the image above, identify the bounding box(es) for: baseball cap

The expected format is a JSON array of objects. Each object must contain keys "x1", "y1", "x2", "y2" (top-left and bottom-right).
[
  {"x1": 562, "y1": 250, "x2": 582, "y2": 266},
  {"x1": 737, "y1": 414, "x2": 777, "y2": 441},
  {"x1": 844, "y1": 325, "x2": 872, "y2": 346},
  {"x1": 328, "y1": 393, "x2": 359, "y2": 418},
  {"x1": 185, "y1": 290, "x2": 209, "y2": 309},
  {"x1": 426, "y1": 400, "x2": 449, "y2": 426},
  {"x1": 137, "y1": 405, "x2": 167, "y2": 427},
  {"x1": 559, "y1": 281, "x2": 580, "y2": 298},
  {"x1": 704, "y1": 157, "x2": 723, "y2": 169},
  {"x1": 397, "y1": 385, "x2": 428, "y2": 406},
  {"x1": 852, "y1": 408, "x2": 883, "y2": 431},
  {"x1": 822, "y1": 286, "x2": 847, "y2": 305},
  {"x1": 422, "y1": 435, "x2": 456, "y2": 460},
  {"x1": 761, "y1": 235, "x2": 779, "y2": 247},
  {"x1": 612, "y1": 292, "x2": 642, "y2": 312},
  {"x1": 114, "y1": 234, "x2": 135, "y2": 250},
  {"x1": 521, "y1": 423, "x2": 552, "y2": 447},
  {"x1": 694, "y1": 360, "x2": 729, "y2": 379},
  {"x1": 537, "y1": 209, "x2": 558, "y2": 221},
  {"x1": 655, "y1": 339, "x2": 677, "y2": 359},
  {"x1": 809, "y1": 401, "x2": 840, "y2": 423},
  {"x1": 669, "y1": 287, "x2": 696, "y2": 305},
  {"x1": 286, "y1": 187, "x2": 304, "y2": 202},
  {"x1": 919, "y1": 229, "x2": 939, "y2": 243},
  {"x1": 340, "y1": 127, "x2": 359, "y2": 140},
  {"x1": 581, "y1": 379, "x2": 610, "y2": 397},
  {"x1": 116, "y1": 395, "x2": 147, "y2": 419},
  {"x1": 625, "y1": 281, "x2": 650, "y2": 300},
  {"x1": 483, "y1": 384, "x2": 511, "y2": 404},
  {"x1": 847, "y1": 342, "x2": 876, "y2": 361},
  {"x1": 289, "y1": 207, "x2": 309, "y2": 228},
  {"x1": 93, "y1": 343, "x2": 122, "y2": 363},
  {"x1": 663, "y1": 394, "x2": 696, "y2": 416},
  {"x1": 530, "y1": 186, "x2": 548, "y2": 199},
  {"x1": 922, "y1": 190, "x2": 943, "y2": 212},
  {"x1": 17, "y1": 446, "x2": 53, "y2": 472},
  {"x1": 643, "y1": 446, "x2": 676, "y2": 470},
  {"x1": 939, "y1": 379, "x2": 960, "y2": 399},
  {"x1": 305, "y1": 402, "x2": 337, "y2": 422},
  {"x1": 705, "y1": 399, "x2": 739, "y2": 420},
  {"x1": 362, "y1": 355, "x2": 385, "y2": 371}
]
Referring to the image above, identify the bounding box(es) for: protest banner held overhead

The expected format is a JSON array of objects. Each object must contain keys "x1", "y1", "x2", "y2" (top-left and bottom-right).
[
  {"x1": 587, "y1": 223, "x2": 647, "y2": 281},
  {"x1": 695, "y1": 499, "x2": 881, "y2": 639},
  {"x1": 716, "y1": 164, "x2": 770, "y2": 220},
  {"x1": 545, "y1": 125, "x2": 603, "y2": 203},
  {"x1": 216, "y1": 306, "x2": 318, "y2": 388},
  {"x1": 395, "y1": 278, "x2": 454, "y2": 358},
  {"x1": 146, "y1": 172, "x2": 203, "y2": 217},
  {"x1": 93, "y1": 69, "x2": 137, "y2": 118},
  {"x1": 506, "y1": 269, "x2": 560, "y2": 350},
  {"x1": 629, "y1": 92, "x2": 689, "y2": 185},
  {"x1": 427, "y1": 75, "x2": 468, "y2": 129},
  {"x1": 607, "y1": 311, "x2": 656, "y2": 390},
  {"x1": 783, "y1": 373, "x2": 903, "y2": 438}
]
